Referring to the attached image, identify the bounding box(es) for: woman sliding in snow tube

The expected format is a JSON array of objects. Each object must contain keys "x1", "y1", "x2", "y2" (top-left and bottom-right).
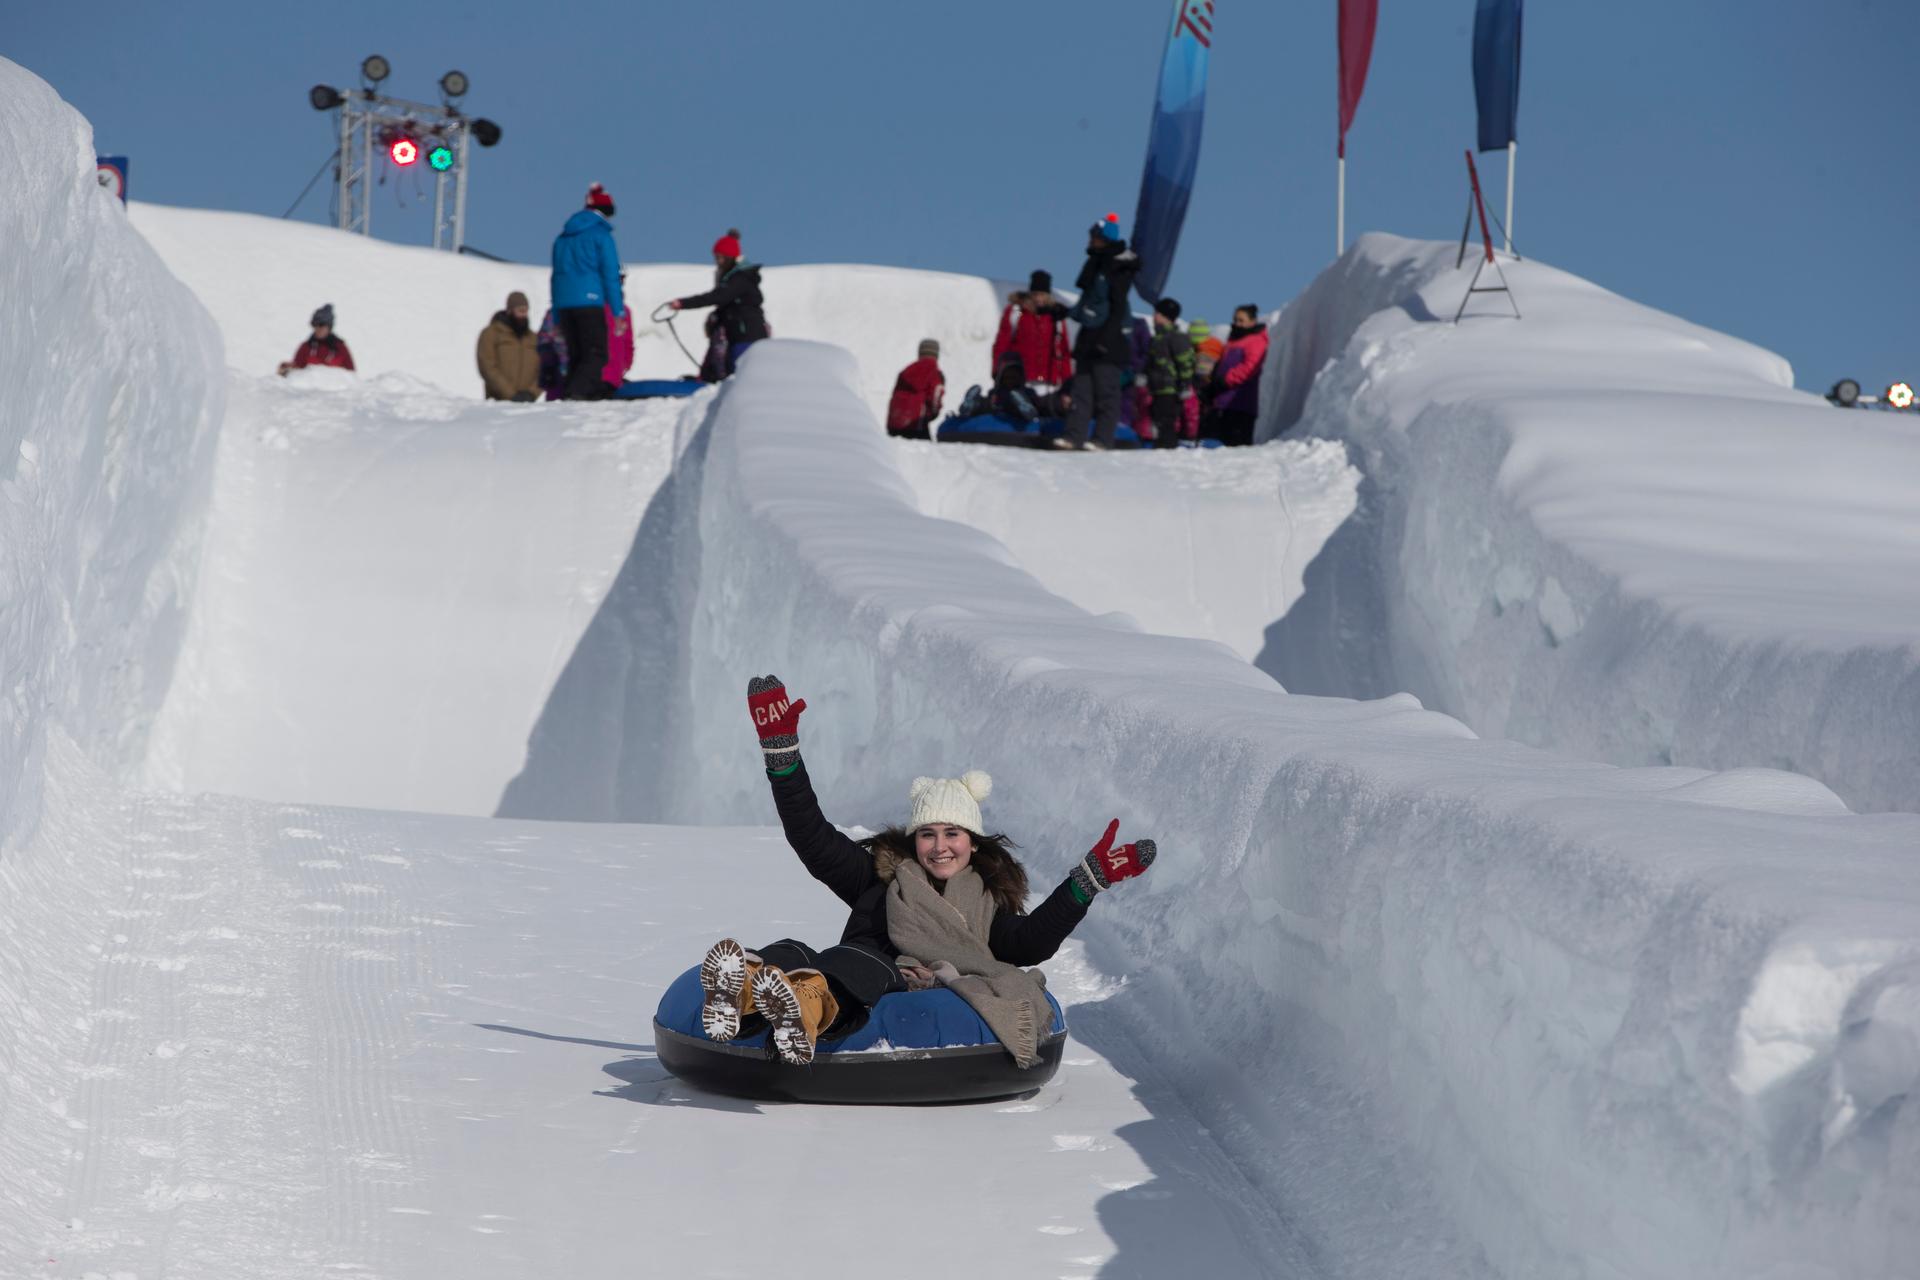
[{"x1": 697, "y1": 674, "x2": 1156, "y2": 1071}]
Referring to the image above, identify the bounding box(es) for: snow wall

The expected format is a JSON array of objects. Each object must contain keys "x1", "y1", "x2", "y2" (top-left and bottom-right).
[
  {"x1": 1257, "y1": 235, "x2": 1920, "y2": 815},
  {"x1": 513, "y1": 338, "x2": 1920, "y2": 1279},
  {"x1": 0, "y1": 60, "x2": 224, "y2": 1251}
]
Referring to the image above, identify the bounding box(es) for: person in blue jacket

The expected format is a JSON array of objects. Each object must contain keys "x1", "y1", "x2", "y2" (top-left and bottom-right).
[{"x1": 550, "y1": 183, "x2": 625, "y2": 401}]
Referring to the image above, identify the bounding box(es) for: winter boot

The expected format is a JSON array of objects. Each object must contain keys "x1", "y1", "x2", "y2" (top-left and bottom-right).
[
  {"x1": 751, "y1": 965, "x2": 841, "y2": 1066},
  {"x1": 699, "y1": 938, "x2": 761, "y2": 1041}
]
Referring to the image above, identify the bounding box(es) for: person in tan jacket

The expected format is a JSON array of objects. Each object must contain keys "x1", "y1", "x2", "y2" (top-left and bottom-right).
[{"x1": 477, "y1": 291, "x2": 541, "y2": 401}]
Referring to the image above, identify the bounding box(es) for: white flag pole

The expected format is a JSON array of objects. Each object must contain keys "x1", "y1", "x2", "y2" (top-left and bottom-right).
[
  {"x1": 1337, "y1": 154, "x2": 1347, "y2": 255},
  {"x1": 1504, "y1": 140, "x2": 1516, "y2": 256}
]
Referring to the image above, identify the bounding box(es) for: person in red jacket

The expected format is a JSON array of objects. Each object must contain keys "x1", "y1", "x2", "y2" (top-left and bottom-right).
[
  {"x1": 990, "y1": 270, "x2": 1072, "y2": 394},
  {"x1": 886, "y1": 339, "x2": 946, "y2": 439},
  {"x1": 277, "y1": 304, "x2": 356, "y2": 375}
]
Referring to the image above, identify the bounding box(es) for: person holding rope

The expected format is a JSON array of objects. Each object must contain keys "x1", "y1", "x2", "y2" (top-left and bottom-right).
[{"x1": 666, "y1": 230, "x2": 769, "y2": 381}]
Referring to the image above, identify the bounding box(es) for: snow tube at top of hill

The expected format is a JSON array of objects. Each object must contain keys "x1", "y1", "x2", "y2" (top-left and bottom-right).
[
  {"x1": 615, "y1": 379, "x2": 706, "y2": 400},
  {"x1": 933, "y1": 413, "x2": 1219, "y2": 449},
  {"x1": 653, "y1": 965, "x2": 1066, "y2": 1104}
]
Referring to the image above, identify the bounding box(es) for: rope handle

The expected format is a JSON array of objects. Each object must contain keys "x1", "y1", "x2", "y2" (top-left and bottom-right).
[{"x1": 649, "y1": 301, "x2": 679, "y2": 324}]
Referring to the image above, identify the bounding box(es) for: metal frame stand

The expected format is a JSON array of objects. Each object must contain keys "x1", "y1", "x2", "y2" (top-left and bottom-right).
[
  {"x1": 1454, "y1": 150, "x2": 1521, "y2": 323},
  {"x1": 332, "y1": 88, "x2": 477, "y2": 252}
]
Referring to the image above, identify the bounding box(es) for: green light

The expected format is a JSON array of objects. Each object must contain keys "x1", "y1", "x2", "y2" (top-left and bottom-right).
[{"x1": 427, "y1": 145, "x2": 455, "y2": 172}]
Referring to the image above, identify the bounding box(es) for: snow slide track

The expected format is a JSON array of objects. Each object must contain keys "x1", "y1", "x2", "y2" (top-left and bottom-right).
[{"x1": 616, "y1": 340, "x2": 1920, "y2": 1280}]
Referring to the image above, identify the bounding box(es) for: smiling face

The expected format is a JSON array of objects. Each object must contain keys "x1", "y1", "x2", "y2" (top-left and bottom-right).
[{"x1": 914, "y1": 824, "x2": 975, "y2": 881}]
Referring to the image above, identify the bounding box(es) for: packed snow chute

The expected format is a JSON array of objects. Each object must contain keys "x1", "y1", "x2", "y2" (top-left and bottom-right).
[{"x1": 652, "y1": 965, "x2": 1067, "y2": 1104}]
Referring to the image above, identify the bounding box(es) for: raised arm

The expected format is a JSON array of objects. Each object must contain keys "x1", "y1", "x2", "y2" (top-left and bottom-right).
[
  {"x1": 989, "y1": 819, "x2": 1157, "y2": 965},
  {"x1": 749, "y1": 674, "x2": 878, "y2": 907}
]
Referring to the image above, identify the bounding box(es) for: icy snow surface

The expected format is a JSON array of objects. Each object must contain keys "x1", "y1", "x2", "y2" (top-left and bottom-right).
[
  {"x1": 5, "y1": 50, "x2": 1920, "y2": 1280},
  {"x1": 1257, "y1": 235, "x2": 1920, "y2": 813}
]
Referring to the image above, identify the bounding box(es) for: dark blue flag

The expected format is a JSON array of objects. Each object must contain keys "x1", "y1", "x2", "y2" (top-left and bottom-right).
[
  {"x1": 1130, "y1": 1, "x2": 1215, "y2": 305},
  {"x1": 1473, "y1": 0, "x2": 1523, "y2": 152}
]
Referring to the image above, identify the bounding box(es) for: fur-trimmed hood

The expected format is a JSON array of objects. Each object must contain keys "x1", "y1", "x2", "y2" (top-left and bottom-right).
[{"x1": 862, "y1": 828, "x2": 1029, "y2": 917}]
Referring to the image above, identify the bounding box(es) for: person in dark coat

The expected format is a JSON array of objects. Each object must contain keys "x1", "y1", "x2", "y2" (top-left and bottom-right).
[
  {"x1": 1057, "y1": 214, "x2": 1141, "y2": 450},
  {"x1": 549, "y1": 184, "x2": 625, "y2": 401},
  {"x1": 694, "y1": 675, "x2": 1158, "y2": 1066},
  {"x1": 277, "y1": 304, "x2": 355, "y2": 375},
  {"x1": 669, "y1": 230, "x2": 769, "y2": 380},
  {"x1": 885, "y1": 339, "x2": 946, "y2": 439},
  {"x1": 1145, "y1": 297, "x2": 1196, "y2": 449},
  {"x1": 476, "y1": 291, "x2": 540, "y2": 401}
]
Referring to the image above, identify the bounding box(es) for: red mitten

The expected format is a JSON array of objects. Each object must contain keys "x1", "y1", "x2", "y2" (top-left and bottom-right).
[
  {"x1": 747, "y1": 674, "x2": 806, "y2": 774},
  {"x1": 1069, "y1": 819, "x2": 1157, "y2": 902}
]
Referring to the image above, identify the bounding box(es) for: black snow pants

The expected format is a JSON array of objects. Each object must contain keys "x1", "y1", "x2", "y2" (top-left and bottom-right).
[
  {"x1": 753, "y1": 937, "x2": 906, "y2": 1033},
  {"x1": 557, "y1": 305, "x2": 612, "y2": 401},
  {"x1": 1063, "y1": 361, "x2": 1124, "y2": 447}
]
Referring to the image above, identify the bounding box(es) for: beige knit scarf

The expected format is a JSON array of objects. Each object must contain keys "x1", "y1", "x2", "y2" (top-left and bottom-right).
[{"x1": 886, "y1": 860, "x2": 1050, "y2": 1068}]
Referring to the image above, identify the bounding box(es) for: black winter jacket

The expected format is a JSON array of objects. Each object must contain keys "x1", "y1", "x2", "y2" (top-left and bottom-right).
[
  {"x1": 679, "y1": 263, "x2": 770, "y2": 343},
  {"x1": 769, "y1": 762, "x2": 1088, "y2": 967},
  {"x1": 1069, "y1": 240, "x2": 1142, "y2": 367}
]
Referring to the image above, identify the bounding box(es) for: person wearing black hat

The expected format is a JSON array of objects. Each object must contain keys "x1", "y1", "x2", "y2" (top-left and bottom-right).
[
  {"x1": 1057, "y1": 214, "x2": 1140, "y2": 450},
  {"x1": 277, "y1": 304, "x2": 355, "y2": 376},
  {"x1": 1145, "y1": 296, "x2": 1195, "y2": 449},
  {"x1": 991, "y1": 269, "x2": 1073, "y2": 399}
]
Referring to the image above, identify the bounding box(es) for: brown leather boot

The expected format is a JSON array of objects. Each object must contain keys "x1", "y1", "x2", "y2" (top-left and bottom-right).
[
  {"x1": 699, "y1": 938, "x2": 762, "y2": 1041},
  {"x1": 751, "y1": 966, "x2": 841, "y2": 1065}
]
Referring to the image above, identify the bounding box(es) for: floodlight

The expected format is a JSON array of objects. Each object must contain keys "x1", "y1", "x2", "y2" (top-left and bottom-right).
[
  {"x1": 361, "y1": 55, "x2": 391, "y2": 84},
  {"x1": 1828, "y1": 378, "x2": 1861, "y2": 408},
  {"x1": 310, "y1": 84, "x2": 343, "y2": 111},
  {"x1": 389, "y1": 137, "x2": 419, "y2": 166},
  {"x1": 440, "y1": 70, "x2": 470, "y2": 99},
  {"x1": 427, "y1": 144, "x2": 455, "y2": 172},
  {"x1": 1889, "y1": 382, "x2": 1915, "y2": 410},
  {"x1": 470, "y1": 118, "x2": 502, "y2": 147}
]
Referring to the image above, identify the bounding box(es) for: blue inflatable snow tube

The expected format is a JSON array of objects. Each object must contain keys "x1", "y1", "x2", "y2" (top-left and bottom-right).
[
  {"x1": 933, "y1": 413, "x2": 1219, "y2": 449},
  {"x1": 653, "y1": 965, "x2": 1067, "y2": 1104},
  {"x1": 614, "y1": 379, "x2": 706, "y2": 400}
]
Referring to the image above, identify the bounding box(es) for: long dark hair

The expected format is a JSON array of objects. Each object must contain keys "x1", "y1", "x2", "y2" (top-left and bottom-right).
[{"x1": 860, "y1": 826, "x2": 1030, "y2": 916}]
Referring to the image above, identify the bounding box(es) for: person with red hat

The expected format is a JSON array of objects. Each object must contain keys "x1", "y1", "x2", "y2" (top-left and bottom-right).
[
  {"x1": 668, "y1": 229, "x2": 769, "y2": 381},
  {"x1": 549, "y1": 183, "x2": 625, "y2": 400}
]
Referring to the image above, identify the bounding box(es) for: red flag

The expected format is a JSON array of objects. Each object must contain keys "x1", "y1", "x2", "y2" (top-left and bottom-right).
[{"x1": 1338, "y1": 0, "x2": 1379, "y2": 158}]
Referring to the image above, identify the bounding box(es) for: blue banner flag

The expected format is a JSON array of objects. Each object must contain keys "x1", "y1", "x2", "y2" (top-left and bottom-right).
[
  {"x1": 1473, "y1": 0, "x2": 1523, "y2": 152},
  {"x1": 1130, "y1": 0, "x2": 1214, "y2": 305}
]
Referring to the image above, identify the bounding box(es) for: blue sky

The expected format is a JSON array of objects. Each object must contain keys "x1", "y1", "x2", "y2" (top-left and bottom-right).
[{"x1": 14, "y1": 0, "x2": 1916, "y2": 392}]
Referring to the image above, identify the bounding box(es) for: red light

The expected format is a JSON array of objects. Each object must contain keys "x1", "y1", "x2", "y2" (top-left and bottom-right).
[{"x1": 389, "y1": 138, "x2": 419, "y2": 165}]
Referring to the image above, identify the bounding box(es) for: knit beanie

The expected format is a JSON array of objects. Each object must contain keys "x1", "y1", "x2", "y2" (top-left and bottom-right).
[
  {"x1": 713, "y1": 229, "x2": 743, "y2": 260},
  {"x1": 1098, "y1": 212, "x2": 1122, "y2": 241},
  {"x1": 507, "y1": 290, "x2": 529, "y2": 310},
  {"x1": 311, "y1": 303, "x2": 335, "y2": 327},
  {"x1": 1187, "y1": 318, "x2": 1211, "y2": 338},
  {"x1": 585, "y1": 183, "x2": 615, "y2": 215},
  {"x1": 918, "y1": 338, "x2": 940, "y2": 359},
  {"x1": 1028, "y1": 269, "x2": 1053, "y2": 293},
  {"x1": 908, "y1": 771, "x2": 992, "y2": 836},
  {"x1": 1155, "y1": 296, "x2": 1182, "y2": 321}
]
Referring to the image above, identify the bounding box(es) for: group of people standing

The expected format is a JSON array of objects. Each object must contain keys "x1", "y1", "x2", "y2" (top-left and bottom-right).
[
  {"x1": 539, "y1": 186, "x2": 770, "y2": 402},
  {"x1": 886, "y1": 213, "x2": 1270, "y2": 449}
]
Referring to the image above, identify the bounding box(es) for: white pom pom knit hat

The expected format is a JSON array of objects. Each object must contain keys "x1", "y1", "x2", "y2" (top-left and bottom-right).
[{"x1": 908, "y1": 770, "x2": 993, "y2": 836}]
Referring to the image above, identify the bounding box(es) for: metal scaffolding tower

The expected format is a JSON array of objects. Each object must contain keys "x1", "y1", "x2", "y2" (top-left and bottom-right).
[{"x1": 312, "y1": 60, "x2": 500, "y2": 252}]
